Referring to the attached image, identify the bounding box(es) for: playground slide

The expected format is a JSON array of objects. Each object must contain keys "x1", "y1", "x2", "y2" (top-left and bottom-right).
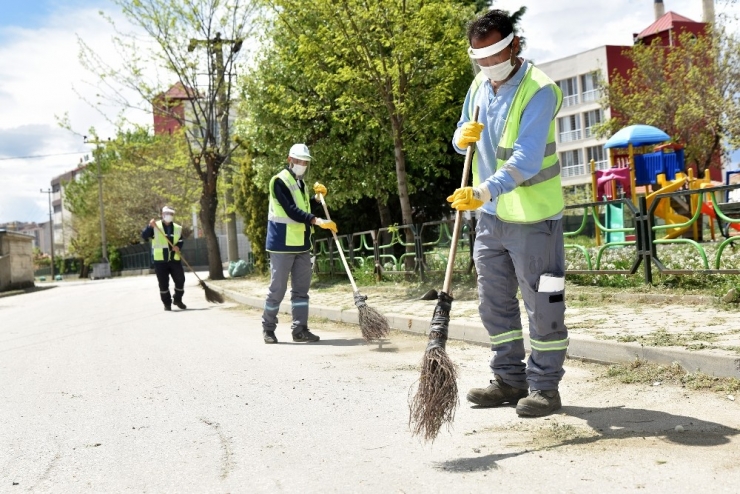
[
  {"x1": 701, "y1": 201, "x2": 740, "y2": 233},
  {"x1": 646, "y1": 175, "x2": 691, "y2": 239}
]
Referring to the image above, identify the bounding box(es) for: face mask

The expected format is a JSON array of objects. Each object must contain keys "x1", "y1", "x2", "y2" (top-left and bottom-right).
[
  {"x1": 479, "y1": 58, "x2": 516, "y2": 82},
  {"x1": 292, "y1": 164, "x2": 308, "y2": 178},
  {"x1": 163, "y1": 214, "x2": 174, "y2": 223}
]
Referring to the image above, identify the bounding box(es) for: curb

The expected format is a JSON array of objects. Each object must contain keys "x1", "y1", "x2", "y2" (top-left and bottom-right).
[{"x1": 213, "y1": 285, "x2": 740, "y2": 379}]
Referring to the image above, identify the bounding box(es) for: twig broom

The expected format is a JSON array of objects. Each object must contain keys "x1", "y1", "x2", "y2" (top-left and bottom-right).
[
  {"x1": 317, "y1": 192, "x2": 390, "y2": 341},
  {"x1": 153, "y1": 222, "x2": 224, "y2": 304},
  {"x1": 409, "y1": 106, "x2": 479, "y2": 442}
]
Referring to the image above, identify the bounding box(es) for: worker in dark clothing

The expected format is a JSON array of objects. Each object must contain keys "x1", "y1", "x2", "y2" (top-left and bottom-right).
[
  {"x1": 142, "y1": 206, "x2": 186, "y2": 311},
  {"x1": 262, "y1": 143, "x2": 337, "y2": 344}
]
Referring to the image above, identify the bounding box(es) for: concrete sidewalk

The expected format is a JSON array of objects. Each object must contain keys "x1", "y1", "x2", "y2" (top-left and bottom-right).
[{"x1": 207, "y1": 277, "x2": 740, "y2": 379}]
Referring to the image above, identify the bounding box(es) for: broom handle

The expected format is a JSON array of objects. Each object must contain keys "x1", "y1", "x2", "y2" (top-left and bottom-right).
[
  {"x1": 317, "y1": 194, "x2": 359, "y2": 292},
  {"x1": 443, "y1": 106, "x2": 480, "y2": 295},
  {"x1": 152, "y1": 222, "x2": 203, "y2": 283}
]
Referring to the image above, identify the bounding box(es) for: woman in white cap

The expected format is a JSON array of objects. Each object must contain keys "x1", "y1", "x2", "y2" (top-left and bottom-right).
[
  {"x1": 142, "y1": 206, "x2": 186, "y2": 311},
  {"x1": 261, "y1": 143, "x2": 337, "y2": 344}
]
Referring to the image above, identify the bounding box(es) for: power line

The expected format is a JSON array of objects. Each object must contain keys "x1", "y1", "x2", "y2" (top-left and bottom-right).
[{"x1": 0, "y1": 151, "x2": 87, "y2": 161}]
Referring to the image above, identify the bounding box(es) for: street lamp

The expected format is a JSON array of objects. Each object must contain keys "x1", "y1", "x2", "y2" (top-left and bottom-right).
[{"x1": 40, "y1": 188, "x2": 55, "y2": 279}]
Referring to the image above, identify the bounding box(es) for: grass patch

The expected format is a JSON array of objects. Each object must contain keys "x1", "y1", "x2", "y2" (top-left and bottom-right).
[
  {"x1": 604, "y1": 359, "x2": 740, "y2": 394},
  {"x1": 601, "y1": 329, "x2": 721, "y2": 348}
]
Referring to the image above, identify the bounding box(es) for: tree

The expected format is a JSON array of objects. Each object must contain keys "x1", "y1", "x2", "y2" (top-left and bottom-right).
[
  {"x1": 598, "y1": 26, "x2": 740, "y2": 177},
  {"x1": 64, "y1": 128, "x2": 198, "y2": 267},
  {"x1": 78, "y1": 0, "x2": 259, "y2": 279},
  {"x1": 236, "y1": 0, "x2": 474, "y2": 270}
]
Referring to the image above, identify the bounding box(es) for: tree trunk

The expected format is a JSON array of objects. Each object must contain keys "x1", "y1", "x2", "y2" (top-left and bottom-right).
[
  {"x1": 199, "y1": 157, "x2": 225, "y2": 280},
  {"x1": 389, "y1": 114, "x2": 416, "y2": 272},
  {"x1": 377, "y1": 197, "x2": 392, "y2": 246}
]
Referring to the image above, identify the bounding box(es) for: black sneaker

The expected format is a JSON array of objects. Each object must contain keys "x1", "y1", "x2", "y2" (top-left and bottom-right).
[
  {"x1": 164, "y1": 305, "x2": 172, "y2": 311},
  {"x1": 466, "y1": 375, "x2": 528, "y2": 407},
  {"x1": 174, "y1": 301, "x2": 187, "y2": 310},
  {"x1": 292, "y1": 330, "x2": 320, "y2": 342},
  {"x1": 263, "y1": 331, "x2": 278, "y2": 344},
  {"x1": 516, "y1": 390, "x2": 562, "y2": 417}
]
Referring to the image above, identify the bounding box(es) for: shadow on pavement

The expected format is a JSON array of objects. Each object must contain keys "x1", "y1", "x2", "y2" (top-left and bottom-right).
[
  {"x1": 279, "y1": 338, "x2": 368, "y2": 347},
  {"x1": 0, "y1": 285, "x2": 56, "y2": 299},
  {"x1": 558, "y1": 405, "x2": 740, "y2": 446},
  {"x1": 434, "y1": 404, "x2": 739, "y2": 472}
]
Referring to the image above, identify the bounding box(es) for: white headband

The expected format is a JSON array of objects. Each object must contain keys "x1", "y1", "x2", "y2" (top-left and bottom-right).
[{"x1": 468, "y1": 32, "x2": 514, "y2": 59}]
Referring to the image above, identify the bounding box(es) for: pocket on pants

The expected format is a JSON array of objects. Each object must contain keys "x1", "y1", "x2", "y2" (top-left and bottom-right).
[{"x1": 534, "y1": 289, "x2": 566, "y2": 336}]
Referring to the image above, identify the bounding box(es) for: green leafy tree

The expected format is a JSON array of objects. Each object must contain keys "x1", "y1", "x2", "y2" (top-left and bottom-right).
[
  {"x1": 237, "y1": 0, "x2": 474, "y2": 271},
  {"x1": 77, "y1": 0, "x2": 259, "y2": 279},
  {"x1": 64, "y1": 128, "x2": 198, "y2": 267},
  {"x1": 233, "y1": 151, "x2": 270, "y2": 273},
  {"x1": 598, "y1": 26, "x2": 740, "y2": 177}
]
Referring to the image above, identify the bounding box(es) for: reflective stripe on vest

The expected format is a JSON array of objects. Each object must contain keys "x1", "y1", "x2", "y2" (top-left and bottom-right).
[
  {"x1": 466, "y1": 65, "x2": 565, "y2": 223},
  {"x1": 268, "y1": 169, "x2": 313, "y2": 247},
  {"x1": 152, "y1": 220, "x2": 181, "y2": 261}
]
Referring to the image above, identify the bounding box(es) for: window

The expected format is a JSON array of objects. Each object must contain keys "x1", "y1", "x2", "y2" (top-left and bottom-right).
[
  {"x1": 558, "y1": 115, "x2": 582, "y2": 143},
  {"x1": 583, "y1": 109, "x2": 603, "y2": 138},
  {"x1": 560, "y1": 149, "x2": 585, "y2": 178},
  {"x1": 53, "y1": 204, "x2": 62, "y2": 213},
  {"x1": 586, "y1": 145, "x2": 609, "y2": 170},
  {"x1": 52, "y1": 184, "x2": 61, "y2": 193},
  {"x1": 581, "y1": 72, "x2": 601, "y2": 102},
  {"x1": 557, "y1": 77, "x2": 579, "y2": 107}
]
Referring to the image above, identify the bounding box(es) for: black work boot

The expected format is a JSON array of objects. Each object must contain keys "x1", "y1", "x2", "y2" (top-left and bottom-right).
[
  {"x1": 263, "y1": 330, "x2": 278, "y2": 344},
  {"x1": 516, "y1": 390, "x2": 562, "y2": 417},
  {"x1": 164, "y1": 305, "x2": 172, "y2": 311},
  {"x1": 173, "y1": 300, "x2": 187, "y2": 310},
  {"x1": 466, "y1": 375, "x2": 528, "y2": 407},
  {"x1": 292, "y1": 329, "x2": 320, "y2": 342}
]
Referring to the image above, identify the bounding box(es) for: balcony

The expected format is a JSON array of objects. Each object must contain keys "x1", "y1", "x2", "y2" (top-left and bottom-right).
[
  {"x1": 559, "y1": 129, "x2": 582, "y2": 143},
  {"x1": 582, "y1": 89, "x2": 601, "y2": 103},
  {"x1": 594, "y1": 159, "x2": 609, "y2": 171},
  {"x1": 584, "y1": 126, "x2": 602, "y2": 139},
  {"x1": 562, "y1": 163, "x2": 587, "y2": 178},
  {"x1": 562, "y1": 94, "x2": 579, "y2": 107}
]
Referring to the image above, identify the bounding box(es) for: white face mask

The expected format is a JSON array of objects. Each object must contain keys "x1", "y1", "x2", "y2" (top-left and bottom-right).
[
  {"x1": 292, "y1": 164, "x2": 308, "y2": 178},
  {"x1": 163, "y1": 214, "x2": 174, "y2": 223},
  {"x1": 479, "y1": 58, "x2": 516, "y2": 82}
]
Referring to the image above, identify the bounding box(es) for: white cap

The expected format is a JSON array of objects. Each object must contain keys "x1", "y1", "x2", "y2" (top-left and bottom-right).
[
  {"x1": 162, "y1": 206, "x2": 175, "y2": 214},
  {"x1": 288, "y1": 143, "x2": 312, "y2": 161}
]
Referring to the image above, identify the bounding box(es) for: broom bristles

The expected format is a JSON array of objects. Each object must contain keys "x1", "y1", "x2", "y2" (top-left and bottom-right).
[
  {"x1": 200, "y1": 280, "x2": 225, "y2": 304},
  {"x1": 409, "y1": 343, "x2": 459, "y2": 442},
  {"x1": 354, "y1": 291, "x2": 390, "y2": 342},
  {"x1": 358, "y1": 304, "x2": 390, "y2": 341}
]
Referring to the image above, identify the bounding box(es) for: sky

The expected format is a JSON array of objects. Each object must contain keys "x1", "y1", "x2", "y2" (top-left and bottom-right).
[{"x1": 0, "y1": 0, "x2": 739, "y2": 224}]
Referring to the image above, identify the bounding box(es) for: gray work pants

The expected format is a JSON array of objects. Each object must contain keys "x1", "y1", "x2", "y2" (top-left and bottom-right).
[
  {"x1": 262, "y1": 251, "x2": 312, "y2": 335},
  {"x1": 474, "y1": 212, "x2": 568, "y2": 391}
]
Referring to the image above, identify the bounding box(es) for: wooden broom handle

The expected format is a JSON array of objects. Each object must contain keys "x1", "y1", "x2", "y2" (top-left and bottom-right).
[
  {"x1": 443, "y1": 106, "x2": 480, "y2": 294},
  {"x1": 317, "y1": 194, "x2": 359, "y2": 292}
]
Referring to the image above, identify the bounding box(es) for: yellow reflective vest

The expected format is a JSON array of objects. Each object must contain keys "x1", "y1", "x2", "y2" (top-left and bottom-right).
[
  {"x1": 152, "y1": 220, "x2": 181, "y2": 261},
  {"x1": 465, "y1": 65, "x2": 564, "y2": 223},
  {"x1": 267, "y1": 169, "x2": 314, "y2": 252}
]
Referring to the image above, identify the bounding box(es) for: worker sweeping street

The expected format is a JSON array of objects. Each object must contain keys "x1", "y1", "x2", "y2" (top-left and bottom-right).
[
  {"x1": 142, "y1": 206, "x2": 187, "y2": 311},
  {"x1": 447, "y1": 10, "x2": 569, "y2": 417},
  {"x1": 262, "y1": 143, "x2": 337, "y2": 344}
]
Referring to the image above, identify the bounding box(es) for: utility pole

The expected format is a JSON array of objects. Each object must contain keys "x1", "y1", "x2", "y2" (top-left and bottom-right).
[
  {"x1": 188, "y1": 32, "x2": 242, "y2": 263},
  {"x1": 40, "y1": 188, "x2": 55, "y2": 279},
  {"x1": 83, "y1": 137, "x2": 109, "y2": 263}
]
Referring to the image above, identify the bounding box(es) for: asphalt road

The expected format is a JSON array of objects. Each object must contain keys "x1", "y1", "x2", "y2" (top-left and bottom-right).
[{"x1": 1, "y1": 274, "x2": 739, "y2": 493}]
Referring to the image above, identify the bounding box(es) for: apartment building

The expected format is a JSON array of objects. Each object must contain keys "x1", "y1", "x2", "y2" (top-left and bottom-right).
[
  {"x1": 50, "y1": 164, "x2": 87, "y2": 256},
  {"x1": 537, "y1": 8, "x2": 709, "y2": 193}
]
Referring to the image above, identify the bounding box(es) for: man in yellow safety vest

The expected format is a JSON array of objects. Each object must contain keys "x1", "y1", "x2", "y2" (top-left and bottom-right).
[
  {"x1": 142, "y1": 206, "x2": 186, "y2": 311},
  {"x1": 447, "y1": 10, "x2": 568, "y2": 417},
  {"x1": 262, "y1": 143, "x2": 337, "y2": 344}
]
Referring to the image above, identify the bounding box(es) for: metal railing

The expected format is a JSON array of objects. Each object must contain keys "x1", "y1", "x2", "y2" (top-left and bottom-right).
[{"x1": 314, "y1": 183, "x2": 740, "y2": 285}]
